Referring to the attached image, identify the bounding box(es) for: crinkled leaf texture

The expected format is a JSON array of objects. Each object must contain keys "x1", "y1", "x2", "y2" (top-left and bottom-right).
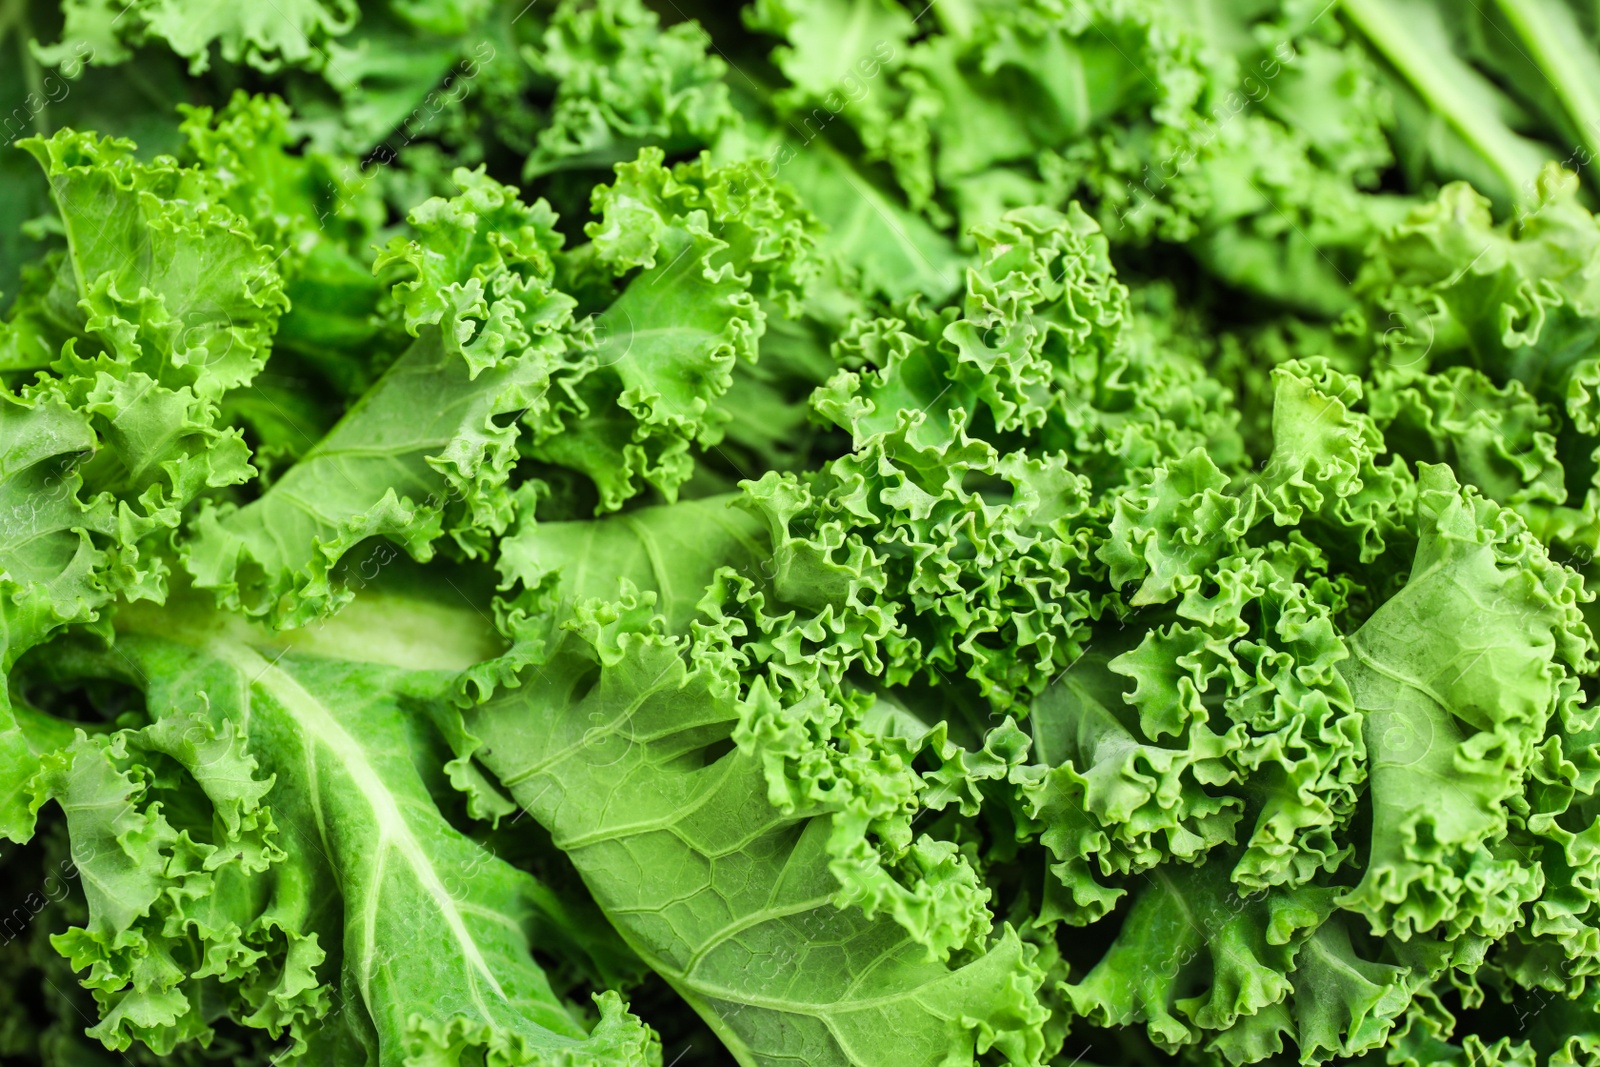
[
  {"x1": 35, "y1": 0, "x2": 358, "y2": 74},
  {"x1": 24, "y1": 614, "x2": 658, "y2": 1066},
  {"x1": 183, "y1": 167, "x2": 573, "y2": 628},
  {"x1": 740, "y1": 0, "x2": 1401, "y2": 313},
  {"x1": 1058, "y1": 464, "x2": 1598, "y2": 1063},
  {"x1": 0, "y1": 122, "x2": 293, "y2": 844},
  {"x1": 457, "y1": 592, "x2": 1049, "y2": 1067},
  {"x1": 523, "y1": 0, "x2": 735, "y2": 178},
  {"x1": 18, "y1": 27, "x2": 1600, "y2": 1066},
  {"x1": 531, "y1": 147, "x2": 822, "y2": 511}
]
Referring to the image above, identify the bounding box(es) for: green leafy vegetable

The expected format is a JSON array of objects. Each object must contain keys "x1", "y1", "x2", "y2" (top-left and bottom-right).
[{"x1": 11, "y1": 1, "x2": 1600, "y2": 1065}]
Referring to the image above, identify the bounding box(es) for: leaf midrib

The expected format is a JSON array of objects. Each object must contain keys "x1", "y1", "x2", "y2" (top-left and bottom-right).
[{"x1": 209, "y1": 639, "x2": 507, "y2": 1011}]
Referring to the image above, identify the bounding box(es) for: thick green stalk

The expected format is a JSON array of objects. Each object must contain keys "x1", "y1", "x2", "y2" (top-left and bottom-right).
[
  {"x1": 1491, "y1": 0, "x2": 1600, "y2": 177},
  {"x1": 1342, "y1": 0, "x2": 1541, "y2": 201}
]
